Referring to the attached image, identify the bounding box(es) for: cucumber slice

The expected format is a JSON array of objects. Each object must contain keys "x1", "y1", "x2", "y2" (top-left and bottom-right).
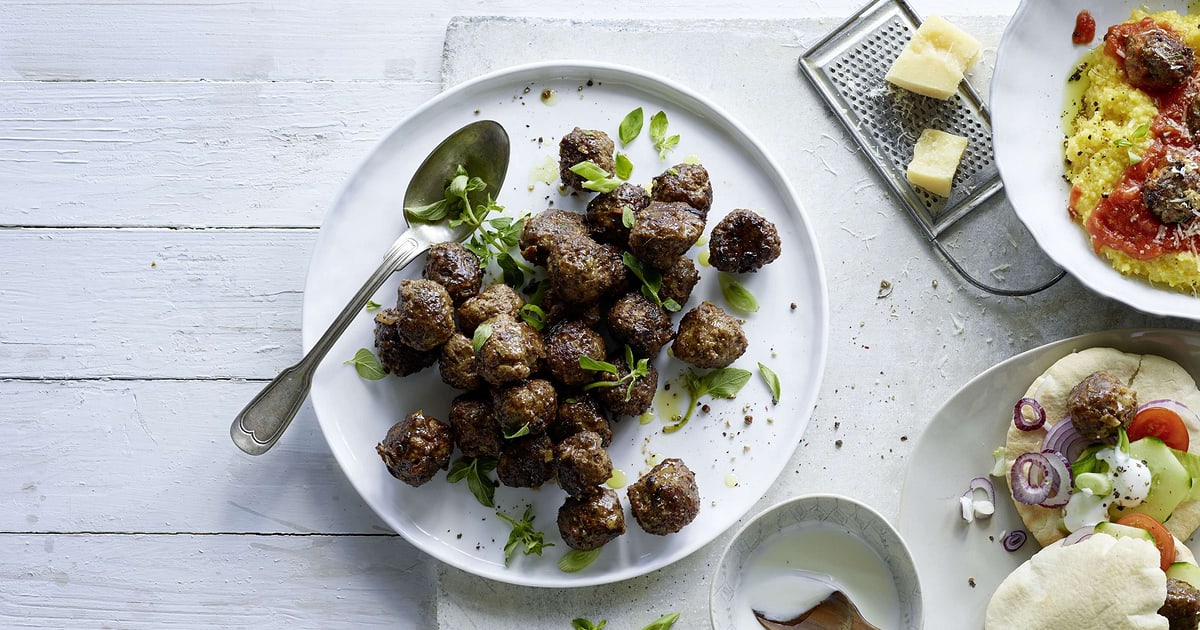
[
  {"x1": 1114, "y1": 438, "x2": 1191, "y2": 523},
  {"x1": 1167, "y1": 562, "x2": 1200, "y2": 589},
  {"x1": 1095, "y1": 521, "x2": 1155, "y2": 542}
]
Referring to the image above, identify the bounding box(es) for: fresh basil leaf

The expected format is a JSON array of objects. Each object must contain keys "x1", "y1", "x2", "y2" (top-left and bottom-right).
[
  {"x1": 579, "y1": 356, "x2": 618, "y2": 374},
  {"x1": 403, "y1": 199, "x2": 449, "y2": 223},
  {"x1": 704, "y1": 367, "x2": 752, "y2": 399},
  {"x1": 662, "y1": 298, "x2": 681, "y2": 313},
  {"x1": 569, "y1": 160, "x2": 610, "y2": 182},
  {"x1": 657, "y1": 135, "x2": 680, "y2": 160},
  {"x1": 758, "y1": 362, "x2": 781, "y2": 403},
  {"x1": 641, "y1": 613, "x2": 680, "y2": 630},
  {"x1": 520, "y1": 303, "x2": 547, "y2": 331},
  {"x1": 344, "y1": 348, "x2": 386, "y2": 380},
  {"x1": 446, "y1": 457, "x2": 473, "y2": 483},
  {"x1": 504, "y1": 423, "x2": 531, "y2": 440},
  {"x1": 720, "y1": 274, "x2": 760, "y2": 313},
  {"x1": 472, "y1": 322, "x2": 493, "y2": 353},
  {"x1": 497, "y1": 506, "x2": 551, "y2": 566},
  {"x1": 1132, "y1": 122, "x2": 1150, "y2": 139},
  {"x1": 619, "y1": 107, "x2": 644, "y2": 145},
  {"x1": 558, "y1": 548, "x2": 601, "y2": 573},
  {"x1": 572, "y1": 619, "x2": 607, "y2": 630},
  {"x1": 615, "y1": 153, "x2": 633, "y2": 180},
  {"x1": 498, "y1": 251, "x2": 524, "y2": 288},
  {"x1": 365, "y1": 299, "x2": 382, "y2": 312},
  {"x1": 649, "y1": 110, "x2": 668, "y2": 143},
  {"x1": 447, "y1": 456, "x2": 498, "y2": 507},
  {"x1": 621, "y1": 205, "x2": 636, "y2": 228},
  {"x1": 465, "y1": 464, "x2": 496, "y2": 507}
]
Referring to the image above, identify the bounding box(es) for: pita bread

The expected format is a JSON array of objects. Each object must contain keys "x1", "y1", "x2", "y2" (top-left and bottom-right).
[{"x1": 1004, "y1": 348, "x2": 1200, "y2": 546}]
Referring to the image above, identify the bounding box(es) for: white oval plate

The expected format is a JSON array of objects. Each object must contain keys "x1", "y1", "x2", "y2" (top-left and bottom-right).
[
  {"x1": 301, "y1": 61, "x2": 829, "y2": 587},
  {"x1": 993, "y1": 0, "x2": 1200, "y2": 319},
  {"x1": 898, "y1": 328, "x2": 1200, "y2": 629}
]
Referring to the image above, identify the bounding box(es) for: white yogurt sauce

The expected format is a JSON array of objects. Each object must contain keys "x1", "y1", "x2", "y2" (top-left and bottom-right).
[{"x1": 732, "y1": 522, "x2": 901, "y2": 629}]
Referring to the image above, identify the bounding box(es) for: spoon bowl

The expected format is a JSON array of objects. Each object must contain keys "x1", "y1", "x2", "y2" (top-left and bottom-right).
[
  {"x1": 754, "y1": 591, "x2": 882, "y2": 630},
  {"x1": 230, "y1": 119, "x2": 510, "y2": 455}
]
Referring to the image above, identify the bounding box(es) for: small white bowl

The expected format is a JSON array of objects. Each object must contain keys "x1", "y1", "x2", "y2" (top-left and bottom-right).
[{"x1": 710, "y1": 494, "x2": 922, "y2": 629}]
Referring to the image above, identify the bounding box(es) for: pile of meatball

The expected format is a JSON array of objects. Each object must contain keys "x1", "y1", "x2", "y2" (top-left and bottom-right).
[{"x1": 373, "y1": 124, "x2": 781, "y2": 556}]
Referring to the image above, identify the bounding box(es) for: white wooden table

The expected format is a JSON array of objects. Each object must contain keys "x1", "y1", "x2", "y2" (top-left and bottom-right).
[{"x1": 13, "y1": 0, "x2": 1194, "y2": 627}]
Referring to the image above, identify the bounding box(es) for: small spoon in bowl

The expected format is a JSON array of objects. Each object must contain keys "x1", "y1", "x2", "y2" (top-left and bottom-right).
[
  {"x1": 754, "y1": 591, "x2": 882, "y2": 630},
  {"x1": 230, "y1": 119, "x2": 510, "y2": 455}
]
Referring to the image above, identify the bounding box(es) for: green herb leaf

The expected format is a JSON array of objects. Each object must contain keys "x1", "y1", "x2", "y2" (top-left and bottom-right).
[
  {"x1": 1132, "y1": 122, "x2": 1150, "y2": 139},
  {"x1": 757, "y1": 362, "x2": 781, "y2": 403},
  {"x1": 404, "y1": 199, "x2": 450, "y2": 222},
  {"x1": 649, "y1": 111, "x2": 669, "y2": 144},
  {"x1": 365, "y1": 299, "x2": 382, "y2": 312},
  {"x1": 472, "y1": 322, "x2": 493, "y2": 353},
  {"x1": 504, "y1": 423, "x2": 531, "y2": 440},
  {"x1": 619, "y1": 107, "x2": 644, "y2": 145},
  {"x1": 558, "y1": 548, "x2": 601, "y2": 573},
  {"x1": 569, "y1": 161, "x2": 622, "y2": 194},
  {"x1": 720, "y1": 274, "x2": 760, "y2": 313},
  {"x1": 579, "y1": 355, "x2": 619, "y2": 375},
  {"x1": 447, "y1": 456, "x2": 498, "y2": 507},
  {"x1": 572, "y1": 619, "x2": 608, "y2": 630},
  {"x1": 520, "y1": 303, "x2": 547, "y2": 331},
  {"x1": 615, "y1": 153, "x2": 634, "y2": 180},
  {"x1": 497, "y1": 505, "x2": 552, "y2": 566},
  {"x1": 662, "y1": 297, "x2": 681, "y2": 313},
  {"x1": 621, "y1": 204, "x2": 636, "y2": 229},
  {"x1": 623, "y1": 252, "x2": 674, "y2": 311},
  {"x1": 344, "y1": 348, "x2": 386, "y2": 380},
  {"x1": 641, "y1": 613, "x2": 680, "y2": 630},
  {"x1": 705, "y1": 367, "x2": 753, "y2": 399},
  {"x1": 498, "y1": 251, "x2": 525, "y2": 288}
]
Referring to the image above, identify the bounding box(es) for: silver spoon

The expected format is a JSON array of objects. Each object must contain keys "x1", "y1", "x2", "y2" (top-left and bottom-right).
[{"x1": 230, "y1": 119, "x2": 510, "y2": 455}]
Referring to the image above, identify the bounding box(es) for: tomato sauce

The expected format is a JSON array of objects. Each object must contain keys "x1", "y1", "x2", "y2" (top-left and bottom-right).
[
  {"x1": 1073, "y1": 10, "x2": 1096, "y2": 45},
  {"x1": 1083, "y1": 18, "x2": 1200, "y2": 260}
]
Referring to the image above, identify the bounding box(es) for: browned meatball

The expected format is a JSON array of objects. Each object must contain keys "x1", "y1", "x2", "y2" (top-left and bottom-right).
[
  {"x1": 709, "y1": 209, "x2": 782, "y2": 273},
  {"x1": 497, "y1": 433, "x2": 556, "y2": 488},
  {"x1": 1160, "y1": 577, "x2": 1200, "y2": 630},
  {"x1": 423, "y1": 242, "x2": 483, "y2": 305},
  {"x1": 593, "y1": 352, "x2": 659, "y2": 418},
  {"x1": 1124, "y1": 28, "x2": 1194, "y2": 91},
  {"x1": 672, "y1": 302, "x2": 748, "y2": 369},
  {"x1": 550, "y1": 393, "x2": 613, "y2": 447},
  {"x1": 1067, "y1": 371, "x2": 1137, "y2": 441},
  {"x1": 493, "y1": 378, "x2": 558, "y2": 437},
  {"x1": 376, "y1": 411, "x2": 453, "y2": 487},
  {"x1": 1143, "y1": 158, "x2": 1200, "y2": 224},
  {"x1": 559, "y1": 127, "x2": 615, "y2": 190},
  {"x1": 555, "y1": 431, "x2": 613, "y2": 497},
  {"x1": 438, "y1": 332, "x2": 481, "y2": 391},
  {"x1": 547, "y1": 235, "x2": 629, "y2": 306},
  {"x1": 390, "y1": 279, "x2": 456, "y2": 351},
  {"x1": 659, "y1": 256, "x2": 700, "y2": 307},
  {"x1": 628, "y1": 201, "x2": 705, "y2": 271},
  {"x1": 651, "y1": 163, "x2": 713, "y2": 217},
  {"x1": 449, "y1": 393, "x2": 501, "y2": 458},
  {"x1": 458, "y1": 284, "x2": 525, "y2": 335},
  {"x1": 557, "y1": 488, "x2": 626, "y2": 551},
  {"x1": 541, "y1": 286, "x2": 605, "y2": 328},
  {"x1": 627, "y1": 458, "x2": 700, "y2": 535},
  {"x1": 476, "y1": 314, "x2": 544, "y2": 386},
  {"x1": 373, "y1": 308, "x2": 438, "y2": 376},
  {"x1": 1188, "y1": 96, "x2": 1200, "y2": 139},
  {"x1": 519, "y1": 209, "x2": 589, "y2": 267},
  {"x1": 586, "y1": 182, "x2": 651, "y2": 248},
  {"x1": 607, "y1": 292, "x2": 675, "y2": 358},
  {"x1": 543, "y1": 320, "x2": 607, "y2": 387}
]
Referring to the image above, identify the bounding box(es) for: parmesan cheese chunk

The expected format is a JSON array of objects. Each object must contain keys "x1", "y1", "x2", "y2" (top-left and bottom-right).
[
  {"x1": 906, "y1": 129, "x2": 968, "y2": 197},
  {"x1": 885, "y1": 15, "x2": 982, "y2": 99}
]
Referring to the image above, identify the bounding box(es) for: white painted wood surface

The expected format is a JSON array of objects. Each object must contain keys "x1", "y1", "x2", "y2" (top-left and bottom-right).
[{"x1": 15, "y1": 0, "x2": 1162, "y2": 627}]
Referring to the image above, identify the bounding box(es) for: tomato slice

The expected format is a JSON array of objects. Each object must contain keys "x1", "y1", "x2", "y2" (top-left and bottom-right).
[
  {"x1": 1116, "y1": 513, "x2": 1177, "y2": 572},
  {"x1": 1129, "y1": 406, "x2": 1190, "y2": 451}
]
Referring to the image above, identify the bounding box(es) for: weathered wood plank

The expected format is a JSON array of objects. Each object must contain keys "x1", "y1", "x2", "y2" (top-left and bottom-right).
[
  {"x1": 3, "y1": 378, "x2": 389, "y2": 534},
  {"x1": 0, "y1": 533, "x2": 433, "y2": 628},
  {"x1": 0, "y1": 81, "x2": 439, "y2": 228}
]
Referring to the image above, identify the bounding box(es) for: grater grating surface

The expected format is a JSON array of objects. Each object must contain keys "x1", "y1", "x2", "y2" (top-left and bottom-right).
[{"x1": 799, "y1": 0, "x2": 1063, "y2": 296}]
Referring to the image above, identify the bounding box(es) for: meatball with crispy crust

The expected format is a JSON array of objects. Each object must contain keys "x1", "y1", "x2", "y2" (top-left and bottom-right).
[
  {"x1": 672, "y1": 301, "x2": 747, "y2": 369},
  {"x1": 390, "y1": 279, "x2": 456, "y2": 351},
  {"x1": 659, "y1": 256, "x2": 700, "y2": 307},
  {"x1": 438, "y1": 332, "x2": 481, "y2": 391},
  {"x1": 476, "y1": 313, "x2": 544, "y2": 386},
  {"x1": 541, "y1": 286, "x2": 605, "y2": 328},
  {"x1": 458, "y1": 284, "x2": 524, "y2": 335},
  {"x1": 557, "y1": 488, "x2": 626, "y2": 551},
  {"x1": 556, "y1": 431, "x2": 613, "y2": 497},
  {"x1": 519, "y1": 209, "x2": 588, "y2": 267},
  {"x1": 376, "y1": 411, "x2": 453, "y2": 487},
  {"x1": 628, "y1": 201, "x2": 704, "y2": 271},
  {"x1": 497, "y1": 433, "x2": 556, "y2": 488},
  {"x1": 423, "y1": 242, "x2": 483, "y2": 305},
  {"x1": 1124, "y1": 28, "x2": 1194, "y2": 91},
  {"x1": 547, "y1": 235, "x2": 629, "y2": 306},
  {"x1": 449, "y1": 393, "x2": 501, "y2": 459},
  {"x1": 651, "y1": 163, "x2": 713, "y2": 217},
  {"x1": 550, "y1": 394, "x2": 613, "y2": 447},
  {"x1": 493, "y1": 378, "x2": 558, "y2": 437},
  {"x1": 543, "y1": 320, "x2": 607, "y2": 387},
  {"x1": 559, "y1": 127, "x2": 615, "y2": 191},
  {"x1": 627, "y1": 458, "x2": 700, "y2": 535},
  {"x1": 593, "y1": 351, "x2": 658, "y2": 418},
  {"x1": 1067, "y1": 371, "x2": 1137, "y2": 441},
  {"x1": 1143, "y1": 158, "x2": 1200, "y2": 225},
  {"x1": 586, "y1": 182, "x2": 650, "y2": 248},
  {"x1": 709, "y1": 209, "x2": 782, "y2": 273},
  {"x1": 374, "y1": 308, "x2": 438, "y2": 376},
  {"x1": 606, "y1": 292, "x2": 674, "y2": 358}
]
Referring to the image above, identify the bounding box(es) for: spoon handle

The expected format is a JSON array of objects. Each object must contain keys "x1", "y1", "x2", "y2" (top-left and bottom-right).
[{"x1": 230, "y1": 230, "x2": 429, "y2": 455}]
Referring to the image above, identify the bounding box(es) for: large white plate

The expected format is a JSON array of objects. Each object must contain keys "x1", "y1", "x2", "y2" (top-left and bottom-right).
[
  {"x1": 992, "y1": 0, "x2": 1200, "y2": 319},
  {"x1": 301, "y1": 61, "x2": 829, "y2": 587},
  {"x1": 898, "y1": 329, "x2": 1200, "y2": 629}
]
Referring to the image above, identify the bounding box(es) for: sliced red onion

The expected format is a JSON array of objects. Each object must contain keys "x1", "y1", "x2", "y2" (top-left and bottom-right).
[
  {"x1": 1041, "y1": 416, "x2": 1092, "y2": 464},
  {"x1": 1003, "y1": 530, "x2": 1028, "y2": 552},
  {"x1": 1010, "y1": 452, "x2": 1056, "y2": 505},
  {"x1": 1061, "y1": 525, "x2": 1095, "y2": 547},
  {"x1": 966, "y1": 476, "x2": 996, "y2": 503},
  {"x1": 1013, "y1": 398, "x2": 1047, "y2": 431},
  {"x1": 1040, "y1": 450, "x2": 1074, "y2": 508},
  {"x1": 1138, "y1": 399, "x2": 1200, "y2": 428}
]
